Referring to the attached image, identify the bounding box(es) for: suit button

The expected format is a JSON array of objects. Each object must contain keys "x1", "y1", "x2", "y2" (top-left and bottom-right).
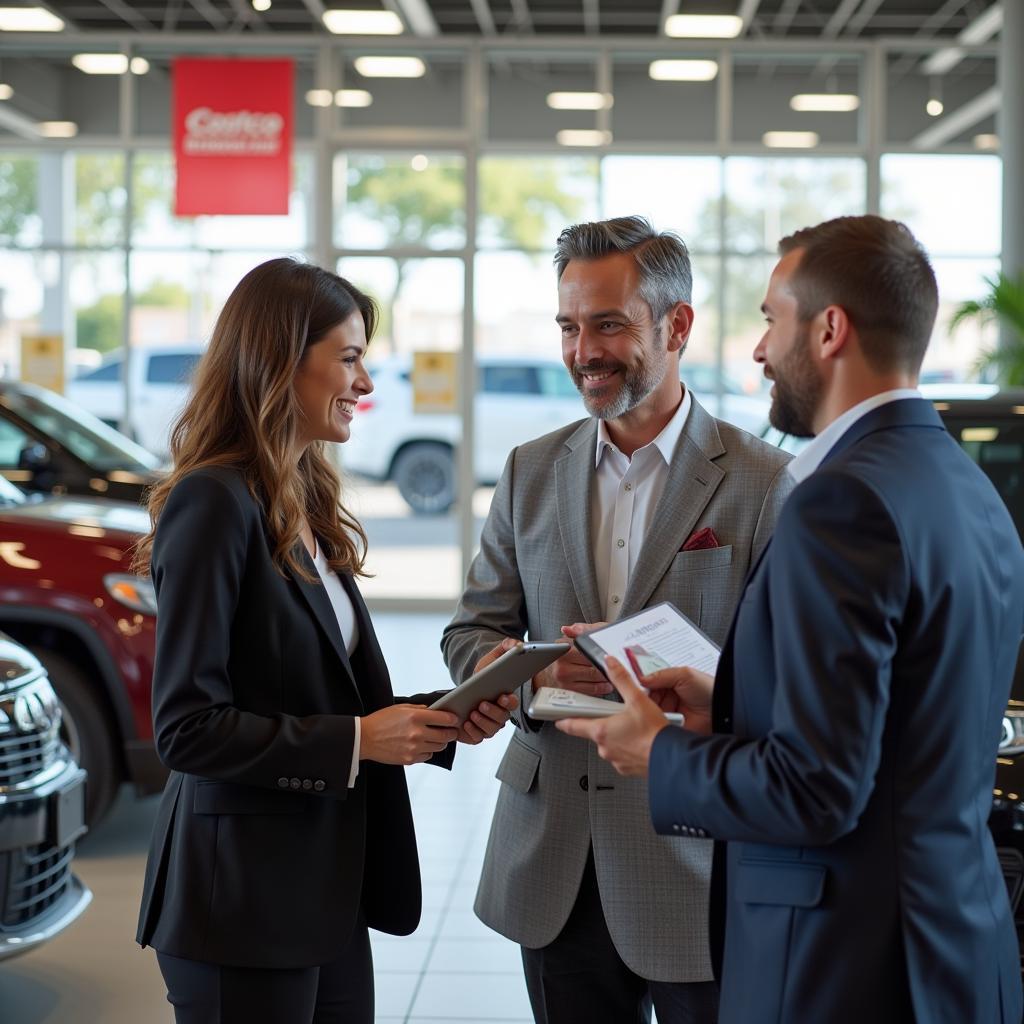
[
  {"x1": 579, "y1": 774, "x2": 589, "y2": 792},
  {"x1": 697, "y1": 829, "x2": 708, "y2": 838},
  {"x1": 673, "y1": 824, "x2": 681, "y2": 832},
  {"x1": 277, "y1": 777, "x2": 289, "y2": 789},
  {"x1": 290, "y1": 777, "x2": 301, "y2": 790},
  {"x1": 314, "y1": 780, "x2": 326, "y2": 792},
  {"x1": 302, "y1": 779, "x2": 312, "y2": 790},
  {"x1": 722, "y1": 716, "x2": 732, "y2": 728}
]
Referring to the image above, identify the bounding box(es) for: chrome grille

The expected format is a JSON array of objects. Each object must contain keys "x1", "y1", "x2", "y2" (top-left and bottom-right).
[
  {"x1": 0, "y1": 724, "x2": 61, "y2": 787},
  {"x1": 0, "y1": 842, "x2": 76, "y2": 930}
]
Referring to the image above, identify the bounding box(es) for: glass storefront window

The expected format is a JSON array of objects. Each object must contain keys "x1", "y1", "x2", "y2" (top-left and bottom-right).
[
  {"x1": 0, "y1": 155, "x2": 41, "y2": 247},
  {"x1": 74, "y1": 152, "x2": 127, "y2": 247}
]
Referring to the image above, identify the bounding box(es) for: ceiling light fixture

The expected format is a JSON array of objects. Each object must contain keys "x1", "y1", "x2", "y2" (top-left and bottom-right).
[
  {"x1": 38, "y1": 121, "x2": 78, "y2": 138},
  {"x1": 546, "y1": 91, "x2": 613, "y2": 111},
  {"x1": 305, "y1": 89, "x2": 334, "y2": 107},
  {"x1": 72, "y1": 53, "x2": 131, "y2": 75},
  {"x1": 556, "y1": 129, "x2": 612, "y2": 147},
  {"x1": 130, "y1": 57, "x2": 150, "y2": 75},
  {"x1": 926, "y1": 98, "x2": 944, "y2": 116},
  {"x1": 0, "y1": 84, "x2": 12, "y2": 101},
  {"x1": 252, "y1": 0, "x2": 271, "y2": 10},
  {"x1": 0, "y1": 7, "x2": 65, "y2": 31},
  {"x1": 335, "y1": 89, "x2": 373, "y2": 107},
  {"x1": 410, "y1": 154, "x2": 429, "y2": 171},
  {"x1": 648, "y1": 59, "x2": 718, "y2": 82},
  {"x1": 763, "y1": 131, "x2": 819, "y2": 149},
  {"x1": 790, "y1": 93, "x2": 860, "y2": 112},
  {"x1": 974, "y1": 133, "x2": 999, "y2": 150},
  {"x1": 664, "y1": 14, "x2": 742, "y2": 38},
  {"x1": 323, "y1": 10, "x2": 403, "y2": 34},
  {"x1": 353, "y1": 56, "x2": 425, "y2": 78}
]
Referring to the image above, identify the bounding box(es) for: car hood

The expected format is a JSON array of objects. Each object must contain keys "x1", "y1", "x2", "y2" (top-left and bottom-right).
[{"x1": 0, "y1": 496, "x2": 150, "y2": 536}]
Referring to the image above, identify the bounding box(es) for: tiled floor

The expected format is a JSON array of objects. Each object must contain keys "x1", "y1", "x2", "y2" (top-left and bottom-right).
[{"x1": 0, "y1": 614, "x2": 534, "y2": 1023}]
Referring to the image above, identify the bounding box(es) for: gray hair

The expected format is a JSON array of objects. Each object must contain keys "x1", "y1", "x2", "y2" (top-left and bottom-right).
[{"x1": 553, "y1": 215, "x2": 693, "y2": 319}]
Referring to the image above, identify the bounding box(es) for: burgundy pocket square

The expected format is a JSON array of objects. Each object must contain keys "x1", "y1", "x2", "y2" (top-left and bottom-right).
[{"x1": 682, "y1": 527, "x2": 720, "y2": 552}]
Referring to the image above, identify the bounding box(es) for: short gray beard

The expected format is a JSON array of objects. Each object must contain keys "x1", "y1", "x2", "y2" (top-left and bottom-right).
[{"x1": 576, "y1": 349, "x2": 666, "y2": 420}]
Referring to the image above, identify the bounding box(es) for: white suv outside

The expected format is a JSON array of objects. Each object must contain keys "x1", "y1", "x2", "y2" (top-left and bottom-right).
[
  {"x1": 65, "y1": 344, "x2": 205, "y2": 456},
  {"x1": 342, "y1": 356, "x2": 769, "y2": 514}
]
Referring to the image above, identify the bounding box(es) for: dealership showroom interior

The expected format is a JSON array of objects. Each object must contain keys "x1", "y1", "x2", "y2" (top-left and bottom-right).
[{"x1": 1, "y1": 0, "x2": 1024, "y2": 1022}]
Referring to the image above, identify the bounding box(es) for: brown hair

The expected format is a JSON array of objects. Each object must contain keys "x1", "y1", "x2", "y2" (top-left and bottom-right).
[
  {"x1": 133, "y1": 257, "x2": 376, "y2": 582},
  {"x1": 778, "y1": 214, "x2": 938, "y2": 374}
]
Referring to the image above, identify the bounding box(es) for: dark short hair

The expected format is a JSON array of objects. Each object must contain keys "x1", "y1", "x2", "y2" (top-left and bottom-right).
[
  {"x1": 553, "y1": 215, "x2": 692, "y2": 319},
  {"x1": 778, "y1": 215, "x2": 938, "y2": 374}
]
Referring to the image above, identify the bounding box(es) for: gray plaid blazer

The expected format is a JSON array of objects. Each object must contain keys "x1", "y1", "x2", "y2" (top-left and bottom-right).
[{"x1": 441, "y1": 396, "x2": 793, "y2": 982}]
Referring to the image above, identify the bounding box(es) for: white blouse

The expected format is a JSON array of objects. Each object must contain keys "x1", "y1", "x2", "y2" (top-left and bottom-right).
[{"x1": 311, "y1": 539, "x2": 361, "y2": 787}]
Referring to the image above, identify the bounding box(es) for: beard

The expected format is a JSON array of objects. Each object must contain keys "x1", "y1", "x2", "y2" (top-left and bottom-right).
[
  {"x1": 767, "y1": 324, "x2": 824, "y2": 438},
  {"x1": 572, "y1": 346, "x2": 666, "y2": 420}
]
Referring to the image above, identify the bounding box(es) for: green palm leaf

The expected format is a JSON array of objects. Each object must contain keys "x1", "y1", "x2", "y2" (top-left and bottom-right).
[{"x1": 950, "y1": 271, "x2": 1024, "y2": 385}]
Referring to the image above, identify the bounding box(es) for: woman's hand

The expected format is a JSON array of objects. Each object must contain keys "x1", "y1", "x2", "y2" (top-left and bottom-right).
[
  {"x1": 360, "y1": 705, "x2": 460, "y2": 766},
  {"x1": 458, "y1": 693, "x2": 518, "y2": 745}
]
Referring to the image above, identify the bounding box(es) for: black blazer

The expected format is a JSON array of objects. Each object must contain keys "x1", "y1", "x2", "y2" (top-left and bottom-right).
[
  {"x1": 649, "y1": 400, "x2": 1024, "y2": 1023},
  {"x1": 136, "y1": 466, "x2": 453, "y2": 969}
]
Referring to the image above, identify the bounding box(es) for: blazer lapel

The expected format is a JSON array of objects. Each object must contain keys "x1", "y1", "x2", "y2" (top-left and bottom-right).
[
  {"x1": 287, "y1": 546, "x2": 360, "y2": 702},
  {"x1": 622, "y1": 396, "x2": 726, "y2": 614},
  {"x1": 555, "y1": 419, "x2": 603, "y2": 624},
  {"x1": 339, "y1": 573, "x2": 392, "y2": 711}
]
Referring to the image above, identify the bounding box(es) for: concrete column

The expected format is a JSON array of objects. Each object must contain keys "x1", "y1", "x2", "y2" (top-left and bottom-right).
[{"x1": 999, "y1": 0, "x2": 1024, "y2": 349}]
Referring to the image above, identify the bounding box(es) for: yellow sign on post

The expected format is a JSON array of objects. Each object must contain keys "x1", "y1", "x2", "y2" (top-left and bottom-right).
[
  {"x1": 21, "y1": 334, "x2": 65, "y2": 394},
  {"x1": 412, "y1": 351, "x2": 458, "y2": 414}
]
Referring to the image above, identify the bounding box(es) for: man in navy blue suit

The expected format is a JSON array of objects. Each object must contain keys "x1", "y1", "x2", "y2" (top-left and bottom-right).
[{"x1": 559, "y1": 215, "x2": 1024, "y2": 1023}]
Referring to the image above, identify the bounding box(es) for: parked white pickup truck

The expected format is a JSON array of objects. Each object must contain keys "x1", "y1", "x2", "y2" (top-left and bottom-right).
[{"x1": 65, "y1": 344, "x2": 204, "y2": 456}]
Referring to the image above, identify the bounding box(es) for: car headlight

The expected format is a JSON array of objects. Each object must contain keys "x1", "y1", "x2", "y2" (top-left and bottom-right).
[
  {"x1": 999, "y1": 710, "x2": 1024, "y2": 756},
  {"x1": 103, "y1": 573, "x2": 157, "y2": 616}
]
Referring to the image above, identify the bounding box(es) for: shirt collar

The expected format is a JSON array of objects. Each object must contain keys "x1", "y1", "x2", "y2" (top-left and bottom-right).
[
  {"x1": 788, "y1": 388, "x2": 922, "y2": 484},
  {"x1": 595, "y1": 385, "x2": 692, "y2": 468}
]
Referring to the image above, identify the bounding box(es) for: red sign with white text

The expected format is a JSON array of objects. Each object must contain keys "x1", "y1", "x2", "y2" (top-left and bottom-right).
[{"x1": 173, "y1": 57, "x2": 293, "y2": 216}]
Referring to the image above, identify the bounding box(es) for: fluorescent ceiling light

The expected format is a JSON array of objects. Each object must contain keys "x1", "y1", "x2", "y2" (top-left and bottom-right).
[
  {"x1": 790, "y1": 93, "x2": 860, "y2": 112},
  {"x1": 335, "y1": 89, "x2": 373, "y2": 107},
  {"x1": 305, "y1": 89, "x2": 334, "y2": 107},
  {"x1": 665, "y1": 14, "x2": 742, "y2": 38},
  {"x1": 557, "y1": 129, "x2": 612, "y2": 147},
  {"x1": 763, "y1": 131, "x2": 819, "y2": 149},
  {"x1": 130, "y1": 57, "x2": 150, "y2": 75},
  {"x1": 0, "y1": 84, "x2": 12, "y2": 101},
  {"x1": 0, "y1": 7, "x2": 65, "y2": 31},
  {"x1": 323, "y1": 9, "x2": 403, "y2": 34},
  {"x1": 38, "y1": 121, "x2": 78, "y2": 138},
  {"x1": 354, "y1": 55, "x2": 425, "y2": 78},
  {"x1": 974, "y1": 133, "x2": 999, "y2": 150},
  {"x1": 649, "y1": 59, "x2": 718, "y2": 82},
  {"x1": 252, "y1": 0, "x2": 271, "y2": 10},
  {"x1": 547, "y1": 91, "x2": 613, "y2": 111},
  {"x1": 72, "y1": 53, "x2": 130, "y2": 75}
]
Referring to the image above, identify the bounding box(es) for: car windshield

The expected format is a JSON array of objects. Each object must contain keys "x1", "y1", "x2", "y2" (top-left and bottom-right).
[{"x1": 0, "y1": 385, "x2": 161, "y2": 474}]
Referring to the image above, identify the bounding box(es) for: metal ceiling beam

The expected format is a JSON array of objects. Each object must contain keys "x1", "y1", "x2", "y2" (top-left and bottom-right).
[
  {"x1": 469, "y1": 0, "x2": 497, "y2": 35},
  {"x1": 388, "y1": 0, "x2": 439, "y2": 36},
  {"x1": 582, "y1": 0, "x2": 599, "y2": 35},
  {"x1": 225, "y1": 0, "x2": 266, "y2": 31},
  {"x1": 921, "y1": 2, "x2": 1002, "y2": 76},
  {"x1": 773, "y1": 0, "x2": 802, "y2": 35},
  {"x1": 96, "y1": 0, "x2": 156, "y2": 31},
  {"x1": 300, "y1": 0, "x2": 327, "y2": 26},
  {"x1": 187, "y1": 0, "x2": 230, "y2": 30},
  {"x1": 911, "y1": 84, "x2": 999, "y2": 147},
  {"x1": 163, "y1": 0, "x2": 184, "y2": 32},
  {"x1": 889, "y1": 0, "x2": 970, "y2": 78},
  {"x1": 846, "y1": 0, "x2": 886, "y2": 36},
  {"x1": 658, "y1": 0, "x2": 679, "y2": 35},
  {"x1": 737, "y1": 0, "x2": 763, "y2": 35},
  {"x1": 822, "y1": 0, "x2": 863, "y2": 38},
  {"x1": 0, "y1": 103, "x2": 42, "y2": 141},
  {"x1": 509, "y1": 0, "x2": 534, "y2": 33}
]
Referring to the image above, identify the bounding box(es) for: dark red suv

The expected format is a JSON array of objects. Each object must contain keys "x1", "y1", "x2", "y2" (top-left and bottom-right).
[{"x1": 0, "y1": 474, "x2": 159, "y2": 825}]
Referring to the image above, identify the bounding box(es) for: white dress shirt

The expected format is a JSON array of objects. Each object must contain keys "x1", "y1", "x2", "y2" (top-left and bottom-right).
[
  {"x1": 592, "y1": 387, "x2": 692, "y2": 621},
  {"x1": 787, "y1": 388, "x2": 922, "y2": 485},
  {"x1": 312, "y1": 540, "x2": 362, "y2": 787}
]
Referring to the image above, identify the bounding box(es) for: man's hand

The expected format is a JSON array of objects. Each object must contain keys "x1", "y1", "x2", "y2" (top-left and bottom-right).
[
  {"x1": 531, "y1": 621, "x2": 613, "y2": 697},
  {"x1": 555, "y1": 655, "x2": 670, "y2": 777},
  {"x1": 643, "y1": 666, "x2": 715, "y2": 736},
  {"x1": 457, "y1": 693, "x2": 518, "y2": 745}
]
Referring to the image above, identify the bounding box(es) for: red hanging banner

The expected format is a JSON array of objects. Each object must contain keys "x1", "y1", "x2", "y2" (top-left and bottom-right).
[{"x1": 173, "y1": 57, "x2": 293, "y2": 216}]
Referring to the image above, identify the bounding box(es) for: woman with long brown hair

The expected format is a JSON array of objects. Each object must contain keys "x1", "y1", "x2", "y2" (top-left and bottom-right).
[{"x1": 135, "y1": 257, "x2": 516, "y2": 1023}]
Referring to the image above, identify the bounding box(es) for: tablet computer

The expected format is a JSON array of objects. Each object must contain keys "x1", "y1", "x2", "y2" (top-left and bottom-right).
[{"x1": 430, "y1": 641, "x2": 570, "y2": 722}]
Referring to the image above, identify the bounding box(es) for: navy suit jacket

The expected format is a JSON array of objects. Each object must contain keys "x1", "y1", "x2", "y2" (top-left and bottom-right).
[
  {"x1": 650, "y1": 399, "x2": 1024, "y2": 1024},
  {"x1": 136, "y1": 466, "x2": 454, "y2": 969}
]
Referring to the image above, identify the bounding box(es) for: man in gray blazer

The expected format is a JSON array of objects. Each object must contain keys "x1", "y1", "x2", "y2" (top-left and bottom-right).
[{"x1": 442, "y1": 215, "x2": 792, "y2": 1024}]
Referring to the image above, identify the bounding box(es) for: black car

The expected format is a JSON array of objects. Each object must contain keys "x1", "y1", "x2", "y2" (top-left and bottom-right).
[
  {"x1": 0, "y1": 632, "x2": 90, "y2": 959},
  {"x1": 764, "y1": 385, "x2": 1024, "y2": 968},
  {"x1": 0, "y1": 381, "x2": 161, "y2": 505}
]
